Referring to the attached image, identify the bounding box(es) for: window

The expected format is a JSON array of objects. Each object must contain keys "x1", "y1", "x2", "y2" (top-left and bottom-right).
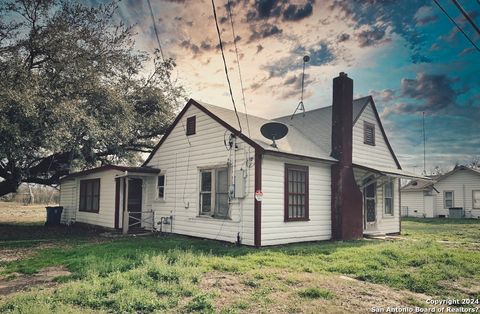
[
  {"x1": 157, "y1": 175, "x2": 166, "y2": 200},
  {"x1": 79, "y1": 179, "x2": 100, "y2": 213},
  {"x1": 284, "y1": 164, "x2": 309, "y2": 221},
  {"x1": 199, "y1": 167, "x2": 229, "y2": 218},
  {"x1": 364, "y1": 122, "x2": 375, "y2": 146},
  {"x1": 473, "y1": 190, "x2": 480, "y2": 209},
  {"x1": 384, "y1": 179, "x2": 394, "y2": 215},
  {"x1": 444, "y1": 191, "x2": 454, "y2": 208},
  {"x1": 186, "y1": 116, "x2": 196, "y2": 135}
]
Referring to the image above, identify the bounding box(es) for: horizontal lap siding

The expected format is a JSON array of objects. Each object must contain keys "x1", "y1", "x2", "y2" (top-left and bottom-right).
[
  {"x1": 401, "y1": 191, "x2": 426, "y2": 217},
  {"x1": 261, "y1": 156, "x2": 331, "y2": 246},
  {"x1": 353, "y1": 103, "x2": 397, "y2": 169},
  {"x1": 59, "y1": 180, "x2": 76, "y2": 224},
  {"x1": 375, "y1": 178, "x2": 400, "y2": 234},
  {"x1": 433, "y1": 170, "x2": 480, "y2": 218},
  {"x1": 59, "y1": 170, "x2": 120, "y2": 228},
  {"x1": 146, "y1": 105, "x2": 255, "y2": 245}
]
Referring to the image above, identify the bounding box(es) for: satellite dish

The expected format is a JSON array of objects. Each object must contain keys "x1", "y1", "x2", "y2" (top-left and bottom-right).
[{"x1": 260, "y1": 122, "x2": 288, "y2": 148}]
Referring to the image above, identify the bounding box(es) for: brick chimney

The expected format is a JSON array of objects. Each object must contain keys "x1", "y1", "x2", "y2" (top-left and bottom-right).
[{"x1": 330, "y1": 72, "x2": 363, "y2": 240}]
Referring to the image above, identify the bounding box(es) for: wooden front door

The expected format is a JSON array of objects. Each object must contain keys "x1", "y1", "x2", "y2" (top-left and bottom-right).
[
  {"x1": 364, "y1": 182, "x2": 376, "y2": 226},
  {"x1": 128, "y1": 178, "x2": 143, "y2": 229}
]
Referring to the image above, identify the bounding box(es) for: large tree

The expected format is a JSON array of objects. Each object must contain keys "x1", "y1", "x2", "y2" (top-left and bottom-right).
[{"x1": 0, "y1": 0, "x2": 184, "y2": 196}]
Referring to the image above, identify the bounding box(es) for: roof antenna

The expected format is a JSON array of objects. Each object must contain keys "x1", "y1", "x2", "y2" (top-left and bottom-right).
[
  {"x1": 291, "y1": 55, "x2": 310, "y2": 120},
  {"x1": 422, "y1": 111, "x2": 426, "y2": 176}
]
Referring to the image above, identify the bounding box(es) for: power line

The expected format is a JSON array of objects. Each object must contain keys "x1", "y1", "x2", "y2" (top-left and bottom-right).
[
  {"x1": 433, "y1": 0, "x2": 480, "y2": 52},
  {"x1": 226, "y1": 0, "x2": 250, "y2": 137},
  {"x1": 147, "y1": 0, "x2": 165, "y2": 60},
  {"x1": 451, "y1": 0, "x2": 480, "y2": 36},
  {"x1": 211, "y1": 0, "x2": 242, "y2": 132}
]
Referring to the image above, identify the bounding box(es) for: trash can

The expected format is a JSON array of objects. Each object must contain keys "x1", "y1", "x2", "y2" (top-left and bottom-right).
[
  {"x1": 45, "y1": 206, "x2": 63, "y2": 226},
  {"x1": 448, "y1": 207, "x2": 464, "y2": 219}
]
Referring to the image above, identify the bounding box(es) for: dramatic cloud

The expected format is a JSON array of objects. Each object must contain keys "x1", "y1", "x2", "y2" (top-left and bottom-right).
[
  {"x1": 246, "y1": 0, "x2": 314, "y2": 22},
  {"x1": 370, "y1": 89, "x2": 396, "y2": 103},
  {"x1": 356, "y1": 26, "x2": 389, "y2": 47},
  {"x1": 283, "y1": 2, "x2": 313, "y2": 21},
  {"x1": 382, "y1": 73, "x2": 465, "y2": 117},
  {"x1": 414, "y1": 6, "x2": 438, "y2": 26},
  {"x1": 337, "y1": 33, "x2": 350, "y2": 42},
  {"x1": 265, "y1": 41, "x2": 336, "y2": 78},
  {"x1": 400, "y1": 73, "x2": 458, "y2": 109},
  {"x1": 329, "y1": 0, "x2": 432, "y2": 63},
  {"x1": 249, "y1": 23, "x2": 283, "y2": 41}
]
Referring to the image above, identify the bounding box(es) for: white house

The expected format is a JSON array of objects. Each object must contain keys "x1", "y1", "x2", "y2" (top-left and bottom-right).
[
  {"x1": 59, "y1": 72, "x2": 426, "y2": 246},
  {"x1": 401, "y1": 166, "x2": 480, "y2": 219}
]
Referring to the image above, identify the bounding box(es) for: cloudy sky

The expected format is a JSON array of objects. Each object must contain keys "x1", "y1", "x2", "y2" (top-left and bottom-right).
[{"x1": 99, "y1": 0, "x2": 478, "y2": 173}]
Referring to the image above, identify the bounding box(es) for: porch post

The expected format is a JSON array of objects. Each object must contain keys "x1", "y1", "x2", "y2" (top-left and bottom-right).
[{"x1": 122, "y1": 177, "x2": 129, "y2": 234}]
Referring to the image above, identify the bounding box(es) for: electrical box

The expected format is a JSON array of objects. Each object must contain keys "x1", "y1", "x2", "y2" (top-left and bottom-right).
[{"x1": 234, "y1": 170, "x2": 246, "y2": 198}]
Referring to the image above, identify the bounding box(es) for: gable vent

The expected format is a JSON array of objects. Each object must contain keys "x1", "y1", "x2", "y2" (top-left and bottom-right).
[{"x1": 363, "y1": 122, "x2": 375, "y2": 146}]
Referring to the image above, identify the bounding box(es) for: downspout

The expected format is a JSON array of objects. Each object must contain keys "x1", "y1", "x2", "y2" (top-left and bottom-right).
[
  {"x1": 398, "y1": 178, "x2": 401, "y2": 234},
  {"x1": 123, "y1": 172, "x2": 129, "y2": 234},
  {"x1": 254, "y1": 149, "x2": 262, "y2": 247}
]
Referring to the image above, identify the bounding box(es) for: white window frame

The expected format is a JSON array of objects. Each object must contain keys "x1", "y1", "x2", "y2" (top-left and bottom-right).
[
  {"x1": 198, "y1": 166, "x2": 230, "y2": 219},
  {"x1": 444, "y1": 191, "x2": 454, "y2": 208},
  {"x1": 383, "y1": 179, "x2": 394, "y2": 216},
  {"x1": 473, "y1": 190, "x2": 480, "y2": 209},
  {"x1": 156, "y1": 174, "x2": 166, "y2": 201}
]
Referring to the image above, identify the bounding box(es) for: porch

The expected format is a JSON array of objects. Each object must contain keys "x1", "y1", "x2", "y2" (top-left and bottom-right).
[{"x1": 353, "y1": 164, "x2": 432, "y2": 236}]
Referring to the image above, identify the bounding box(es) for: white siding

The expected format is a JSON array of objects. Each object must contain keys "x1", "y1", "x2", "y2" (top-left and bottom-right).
[
  {"x1": 260, "y1": 155, "x2": 331, "y2": 246},
  {"x1": 433, "y1": 169, "x2": 480, "y2": 218},
  {"x1": 375, "y1": 178, "x2": 400, "y2": 234},
  {"x1": 401, "y1": 191, "x2": 426, "y2": 217},
  {"x1": 145, "y1": 105, "x2": 256, "y2": 245},
  {"x1": 352, "y1": 103, "x2": 398, "y2": 169},
  {"x1": 353, "y1": 168, "x2": 400, "y2": 234},
  {"x1": 59, "y1": 179, "x2": 76, "y2": 224},
  {"x1": 59, "y1": 170, "x2": 121, "y2": 228}
]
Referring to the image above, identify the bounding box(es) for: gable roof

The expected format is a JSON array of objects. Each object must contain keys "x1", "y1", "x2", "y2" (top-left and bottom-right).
[
  {"x1": 401, "y1": 166, "x2": 480, "y2": 191},
  {"x1": 274, "y1": 96, "x2": 401, "y2": 169},
  {"x1": 143, "y1": 97, "x2": 401, "y2": 168},
  {"x1": 143, "y1": 99, "x2": 337, "y2": 166}
]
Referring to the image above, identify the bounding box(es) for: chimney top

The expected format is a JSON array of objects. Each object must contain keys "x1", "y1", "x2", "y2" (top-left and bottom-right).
[{"x1": 339, "y1": 72, "x2": 348, "y2": 77}]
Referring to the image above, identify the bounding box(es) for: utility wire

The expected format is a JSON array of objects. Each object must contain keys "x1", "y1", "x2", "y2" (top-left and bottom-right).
[
  {"x1": 211, "y1": 0, "x2": 243, "y2": 133},
  {"x1": 433, "y1": 0, "x2": 480, "y2": 52},
  {"x1": 451, "y1": 0, "x2": 480, "y2": 36},
  {"x1": 147, "y1": 0, "x2": 165, "y2": 60},
  {"x1": 226, "y1": 0, "x2": 251, "y2": 137}
]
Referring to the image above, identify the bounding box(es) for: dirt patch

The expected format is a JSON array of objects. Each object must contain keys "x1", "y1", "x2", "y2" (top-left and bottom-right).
[
  {"x1": 201, "y1": 269, "x2": 438, "y2": 313},
  {"x1": 0, "y1": 266, "x2": 71, "y2": 296},
  {"x1": 199, "y1": 271, "x2": 254, "y2": 308}
]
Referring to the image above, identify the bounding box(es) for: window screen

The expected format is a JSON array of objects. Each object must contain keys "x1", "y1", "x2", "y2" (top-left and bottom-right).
[
  {"x1": 285, "y1": 164, "x2": 309, "y2": 221},
  {"x1": 157, "y1": 175, "x2": 165, "y2": 199},
  {"x1": 79, "y1": 179, "x2": 100, "y2": 212},
  {"x1": 473, "y1": 190, "x2": 480, "y2": 209},
  {"x1": 199, "y1": 168, "x2": 230, "y2": 219},
  {"x1": 384, "y1": 180, "x2": 393, "y2": 215},
  {"x1": 444, "y1": 191, "x2": 454, "y2": 208}
]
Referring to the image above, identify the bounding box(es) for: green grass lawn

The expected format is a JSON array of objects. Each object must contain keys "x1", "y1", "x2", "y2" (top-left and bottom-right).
[{"x1": 1, "y1": 219, "x2": 479, "y2": 313}]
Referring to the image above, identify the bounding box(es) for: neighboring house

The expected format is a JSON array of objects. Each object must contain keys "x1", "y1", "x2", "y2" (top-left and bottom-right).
[
  {"x1": 401, "y1": 166, "x2": 480, "y2": 219},
  {"x1": 59, "y1": 72, "x2": 425, "y2": 246}
]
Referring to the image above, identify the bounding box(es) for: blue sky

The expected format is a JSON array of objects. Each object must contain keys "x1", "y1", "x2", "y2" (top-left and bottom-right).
[{"x1": 97, "y1": 0, "x2": 479, "y2": 173}]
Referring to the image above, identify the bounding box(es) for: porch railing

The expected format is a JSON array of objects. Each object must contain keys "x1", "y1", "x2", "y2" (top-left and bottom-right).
[{"x1": 127, "y1": 210, "x2": 155, "y2": 232}]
